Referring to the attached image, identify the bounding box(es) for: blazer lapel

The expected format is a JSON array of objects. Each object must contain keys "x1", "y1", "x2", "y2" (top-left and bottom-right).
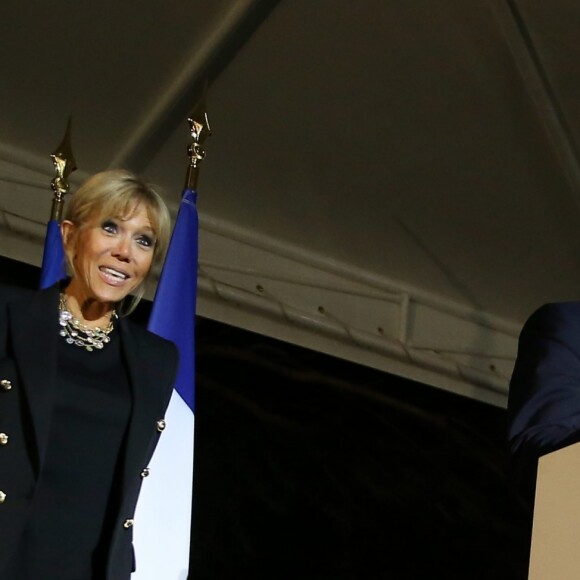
[
  {"x1": 118, "y1": 319, "x2": 159, "y2": 489},
  {"x1": 9, "y1": 284, "x2": 60, "y2": 472}
]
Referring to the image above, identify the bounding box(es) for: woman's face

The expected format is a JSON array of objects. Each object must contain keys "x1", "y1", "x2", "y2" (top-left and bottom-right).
[{"x1": 62, "y1": 203, "x2": 156, "y2": 307}]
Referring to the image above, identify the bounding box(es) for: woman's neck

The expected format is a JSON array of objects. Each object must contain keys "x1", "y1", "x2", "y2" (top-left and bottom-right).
[{"x1": 62, "y1": 287, "x2": 115, "y2": 329}]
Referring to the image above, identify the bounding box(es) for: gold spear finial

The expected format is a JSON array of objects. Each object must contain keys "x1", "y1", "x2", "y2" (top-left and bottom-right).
[
  {"x1": 185, "y1": 88, "x2": 211, "y2": 190},
  {"x1": 50, "y1": 116, "x2": 77, "y2": 221}
]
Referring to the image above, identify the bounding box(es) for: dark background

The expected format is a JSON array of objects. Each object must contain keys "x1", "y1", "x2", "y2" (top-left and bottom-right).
[{"x1": 1, "y1": 255, "x2": 531, "y2": 579}]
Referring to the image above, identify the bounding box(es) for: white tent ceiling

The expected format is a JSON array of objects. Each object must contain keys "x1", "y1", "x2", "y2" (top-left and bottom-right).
[{"x1": 1, "y1": 0, "x2": 579, "y2": 406}]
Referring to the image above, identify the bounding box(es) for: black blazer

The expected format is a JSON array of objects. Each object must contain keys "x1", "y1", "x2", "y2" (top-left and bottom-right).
[
  {"x1": 0, "y1": 283, "x2": 178, "y2": 579},
  {"x1": 508, "y1": 301, "x2": 580, "y2": 498}
]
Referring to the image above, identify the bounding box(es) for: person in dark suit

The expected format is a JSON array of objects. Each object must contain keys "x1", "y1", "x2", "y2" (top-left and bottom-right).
[
  {"x1": 0, "y1": 170, "x2": 178, "y2": 580},
  {"x1": 508, "y1": 302, "x2": 580, "y2": 501}
]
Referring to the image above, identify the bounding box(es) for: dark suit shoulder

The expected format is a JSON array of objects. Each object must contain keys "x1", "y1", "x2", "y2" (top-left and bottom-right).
[
  {"x1": 0, "y1": 283, "x2": 35, "y2": 307},
  {"x1": 519, "y1": 301, "x2": 580, "y2": 348},
  {"x1": 121, "y1": 318, "x2": 179, "y2": 375},
  {"x1": 512, "y1": 300, "x2": 580, "y2": 398},
  {"x1": 508, "y1": 299, "x2": 580, "y2": 479},
  {"x1": 122, "y1": 318, "x2": 176, "y2": 351},
  {"x1": 525, "y1": 300, "x2": 580, "y2": 322}
]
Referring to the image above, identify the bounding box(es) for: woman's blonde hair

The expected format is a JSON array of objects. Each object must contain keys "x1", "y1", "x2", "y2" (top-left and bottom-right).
[{"x1": 64, "y1": 169, "x2": 172, "y2": 313}]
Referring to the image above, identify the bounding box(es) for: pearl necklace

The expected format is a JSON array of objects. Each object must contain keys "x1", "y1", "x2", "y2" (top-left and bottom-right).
[{"x1": 58, "y1": 294, "x2": 116, "y2": 351}]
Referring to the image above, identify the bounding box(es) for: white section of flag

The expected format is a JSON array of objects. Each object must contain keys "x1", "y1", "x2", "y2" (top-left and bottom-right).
[{"x1": 132, "y1": 390, "x2": 194, "y2": 580}]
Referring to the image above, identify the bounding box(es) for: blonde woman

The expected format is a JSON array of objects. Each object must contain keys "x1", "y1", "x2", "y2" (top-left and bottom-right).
[{"x1": 0, "y1": 170, "x2": 178, "y2": 579}]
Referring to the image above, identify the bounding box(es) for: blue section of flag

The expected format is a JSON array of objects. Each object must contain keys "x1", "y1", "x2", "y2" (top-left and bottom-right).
[
  {"x1": 40, "y1": 219, "x2": 66, "y2": 289},
  {"x1": 148, "y1": 189, "x2": 198, "y2": 412}
]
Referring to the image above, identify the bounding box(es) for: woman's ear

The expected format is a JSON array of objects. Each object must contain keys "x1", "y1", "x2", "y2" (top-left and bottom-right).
[
  {"x1": 60, "y1": 220, "x2": 75, "y2": 249},
  {"x1": 60, "y1": 220, "x2": 77, "y2": 276}
]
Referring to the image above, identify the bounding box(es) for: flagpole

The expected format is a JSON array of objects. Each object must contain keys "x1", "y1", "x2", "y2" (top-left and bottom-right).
[
  {"x1": 40, "y1": 118, "x2": 77, "y2": 288},
  {"x1": 49, "y1": 117, "x2": 77, "y2": 220},
  {"x1": 185, "y1": 92, "x2": 211, "y2": 191},
  {"x1": 132, "y1": 97, "x2": 210, "y2": 579}
]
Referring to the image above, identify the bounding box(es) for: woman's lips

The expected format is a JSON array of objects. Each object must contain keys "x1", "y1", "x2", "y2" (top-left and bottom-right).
[{"x1": 99, "y1": 266, "x2": 130, "y2": 286}]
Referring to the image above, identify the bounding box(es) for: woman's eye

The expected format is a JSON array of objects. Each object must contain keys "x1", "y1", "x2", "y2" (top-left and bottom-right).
[
  {"x1": 102, "y1": 220, "x2": 117, "y2": 234},
  {"x1": 137, "y1": 235, "x2": 155, "y2": 248}
]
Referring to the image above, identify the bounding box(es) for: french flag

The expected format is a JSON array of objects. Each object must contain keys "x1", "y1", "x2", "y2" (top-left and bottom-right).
[
  {"x1": 133, "y1": 187, "x2": 198, "y2": 579},
  {"x1": 39, "y1": 219, "x2": 66, "y2": 288}
]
